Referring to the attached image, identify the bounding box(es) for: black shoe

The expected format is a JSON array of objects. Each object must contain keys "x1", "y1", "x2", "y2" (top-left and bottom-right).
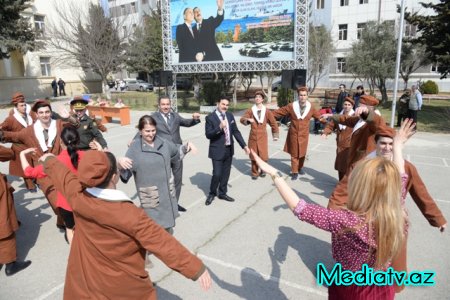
[
  {"x1": 64, "y1": 232, "x2": 69, "y2": 244},
  {"x1": 259, "y1": 172, "x2": 266, "y2": 178},
  {"x1": 251, "y1": 176, "x2": 258, "y2": 180},
  {"x1": 5, "y1": 260, "x2": 31, "y2": 276},
  {"x1": 178, "y1": 205, "x2": 187, "y2": 212},
  {"x1": 291, "y1": 173, "x2": 298, "y2": 180},
  {"x1": 299, "y1": 169, "x2": 306, "y2": 175},
  {"x1": 205, "y1": 195, "x2": 215, "y2": 206},
  {"x1": 57, "y1": 224, "x2": 66, "y2": 232},
  {"x1": 218, "y1": 195, "x2": 235, "y2": 202},
  {"x1": 0, "y1": 264, "x2": 3, "y2": 271}
]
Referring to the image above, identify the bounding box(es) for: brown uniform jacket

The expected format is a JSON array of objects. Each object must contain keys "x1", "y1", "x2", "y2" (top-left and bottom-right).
[
  {"x1": 0, "y1": 146, "x2": 19, "y2": 240},
  {"x1": 332, "y1": 110, "x2": 385, "y2": 170},
  {"x1": 273, "y1": 102, "x2": 322, "y2": 158},
  {"x1": 44, "y1": 158, "x2": 205, "y2": 299},
  {"x1": 323, "y1": 119, "x2": 353, "y2": 173},
  {"x1": 240, "y1": 107, "x2": 279, "y2": 161},
  {"x1": 0, "y1": 111, "x2": 36, "y2": 177},
  {"x1": 328, "y1": 159, "x2": 447, "y2": 227},
  {"x1": 1, "y1": 120, "x2": 65, "y2": 208}
]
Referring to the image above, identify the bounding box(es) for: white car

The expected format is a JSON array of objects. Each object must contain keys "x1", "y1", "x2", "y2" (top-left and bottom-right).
[{"x1": 124, "y1": 79, "x2": 153, "y2": 91}]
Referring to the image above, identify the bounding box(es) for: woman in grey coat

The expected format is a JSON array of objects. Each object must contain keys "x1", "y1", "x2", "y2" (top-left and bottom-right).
[{"x1": 119, "y1": 115, "x2": 193, "y2": 231}]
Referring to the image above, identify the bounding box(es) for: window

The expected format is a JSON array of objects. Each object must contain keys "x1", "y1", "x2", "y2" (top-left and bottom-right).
[
  {"x1": 316, "y1": 0, "x2": 324, "y2": 9},
  {"x1": 359, "y1": 0, "x2": 368, "y2": 4},
  {"x1": 337, "y1": 57, "x2": 346, "y2": 73},
  {"x1": 34, "y1": 15, "x2": 45, "y2": 37},
  {"x1": 338, "y1": 24, "x2": 348, "y2": 40},
  {"x1": 130, "y1": 2, "x2": 136, "y2": 13},
  {"x1": 340, "y1": 0, "x2": 349, "y2": 6},
  {"x1": 357, "y1": 23, "x2": 366, "y2": 39},
  {"x1": 404, "y1": 23, "x2": 417, "y2": 37},
  {"x1": 142, "y1": 0, "x2": 148, "y2": 4},
  {"x1": 40, "y1": 57, "x2": 51, "y2": 76},
  {"x1": 121, "y1": 5, "x2": 126, "y2": 14}
]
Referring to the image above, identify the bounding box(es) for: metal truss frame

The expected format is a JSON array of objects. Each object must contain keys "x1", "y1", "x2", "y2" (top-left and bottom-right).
[{"x1": 160, "y1": 0, "x2": 308, "y2": 110}]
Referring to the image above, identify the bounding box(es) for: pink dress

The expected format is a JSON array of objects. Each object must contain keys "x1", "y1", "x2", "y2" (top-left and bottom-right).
[{"x1": 293, "y1": 173, "x2": 408, "y2": 298}]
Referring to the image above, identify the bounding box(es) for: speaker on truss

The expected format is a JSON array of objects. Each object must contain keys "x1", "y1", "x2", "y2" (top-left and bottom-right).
[
  {"x1": 281, "y1": 69, "x2": 307, "y2": 89},
  {"x1": 153, "y1": 70, "x2": 173, "y2": 87}
]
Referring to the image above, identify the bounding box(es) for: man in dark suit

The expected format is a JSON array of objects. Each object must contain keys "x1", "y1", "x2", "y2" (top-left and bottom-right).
[
  {"x1": 151, "y1": 96, "x2": 201, "y2": 212},
  {"x1": 193, "y1": 0, "x2": 224, "y2": 61},
  {"x1": 205, "y1": 97, "x2": 250, "y2": 206},
  {"x1": 176, "y1": 8, "x2": 202, "y2": 63}
]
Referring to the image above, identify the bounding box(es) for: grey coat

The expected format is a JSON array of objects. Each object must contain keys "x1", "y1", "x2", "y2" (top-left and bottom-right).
[{"x1": 121, "y1": 135, "x2": 182, "y2": 229}]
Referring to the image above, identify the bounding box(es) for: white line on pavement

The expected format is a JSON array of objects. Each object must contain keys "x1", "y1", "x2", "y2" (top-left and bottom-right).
[
  {"x1": 36, "y1": 282, "x2": 64, "y2": 300},
  {"x1": 198, "y1": 254, "x2": 327, "y2": 297}
]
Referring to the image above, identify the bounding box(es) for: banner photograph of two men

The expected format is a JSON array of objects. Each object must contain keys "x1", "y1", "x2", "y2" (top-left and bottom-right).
[{"x1": 170, "y1": 0, "x2": 295, "y2": 64}]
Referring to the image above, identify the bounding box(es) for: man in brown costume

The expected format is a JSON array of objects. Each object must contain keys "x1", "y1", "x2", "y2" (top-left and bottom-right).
[
  {"x1": 41, "y1": 150, "x2": 211, "y2": 299},
  {"x1": 272, "y1": 87, "x2": 325, "y2": 180},
  {"x1": 327, "y1": 123, "x2": 447, "y2": 292},
  {"x1": 0, "y1": 100, "x2": 72, "y2": 227},
  {"x1": 0, "y1": 145, "x2": 32, "y2": 276},
  {"x1": 321, "y1": 97, "x2": 355, "y2": 180},
  {"x1": 0, "y1": 92, "x2": 37, "y2": 190},
  {"x1": 240, "y1": 91, "x2": 279, "y2": 179},
  {"x1": 324, "y1": 94, "x2": 386, "y2": 172}
]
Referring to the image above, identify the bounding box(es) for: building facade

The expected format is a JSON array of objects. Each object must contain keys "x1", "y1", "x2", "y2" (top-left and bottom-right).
[
  {"x1": 310, "y1": 0, "x2": 449, "y2": 92},
  {"x1": 0, "y1": 0, "x2": 103, "y2": 103}
]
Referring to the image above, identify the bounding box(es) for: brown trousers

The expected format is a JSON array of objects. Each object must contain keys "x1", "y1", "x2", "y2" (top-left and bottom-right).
[
  {"x1": 391, "y1": 235, "x2": 408, "y2": 293},
  {"x1": 290, "y1": 156, "x2": 306, "y2": 173},
  {"x1": 0, "y1": 232, "x2": 16, "y2": 264}
]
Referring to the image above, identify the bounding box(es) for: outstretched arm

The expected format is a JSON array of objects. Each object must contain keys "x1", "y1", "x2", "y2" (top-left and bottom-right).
[{"x1": 393, "y1": 119, "x2": 416, "y2": 174}]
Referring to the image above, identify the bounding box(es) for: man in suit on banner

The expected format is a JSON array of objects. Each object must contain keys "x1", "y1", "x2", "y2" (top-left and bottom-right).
[
  {"x1": 193, "y1": 0, "x2": 224, "y2": 61},
  {"x1": 176, "y1": 8, "x2": 202, "y2": 63},
  {"x1": 205, "y1": 96, "x2": 249, "y2": 206}
]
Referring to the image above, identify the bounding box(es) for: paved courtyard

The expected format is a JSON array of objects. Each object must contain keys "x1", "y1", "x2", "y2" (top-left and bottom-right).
[{"x1": 1, "y1": 104, "x2": 449, "y2": 299}]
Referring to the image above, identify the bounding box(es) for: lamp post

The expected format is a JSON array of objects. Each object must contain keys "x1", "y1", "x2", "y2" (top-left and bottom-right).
[{"x1": 390, "y1": 0, "x2": 406, "y2": 127}]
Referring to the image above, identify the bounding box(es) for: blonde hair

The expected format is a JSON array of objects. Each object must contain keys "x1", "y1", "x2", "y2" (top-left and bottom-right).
[{"x1": 347, "y1": 158, "x2": 404, "y2": 268}]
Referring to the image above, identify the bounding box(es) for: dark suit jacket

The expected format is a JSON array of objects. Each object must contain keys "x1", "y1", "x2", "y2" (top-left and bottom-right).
[
  {"x1": 205, "y1": 110, "x2": 246, "y2": 160},
  {"x1": 151, "y1": 111, "x2": 201, "y2": 144},
  {"x1": 176, "y1": 23, "x2": 198, "y2": 63},
  {"x1": 193, "y1": 12, "x2": 224, "y2": 61}
]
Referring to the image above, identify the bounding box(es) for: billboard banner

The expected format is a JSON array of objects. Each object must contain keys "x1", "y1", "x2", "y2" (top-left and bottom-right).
[{"x1": 169, "y1": 0, "x2": 295, "y2": 65}]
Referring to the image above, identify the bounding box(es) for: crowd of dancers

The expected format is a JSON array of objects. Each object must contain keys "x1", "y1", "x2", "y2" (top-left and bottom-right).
[{"x1": 0, "y1": 88, "x2": 446, "y2": 299}]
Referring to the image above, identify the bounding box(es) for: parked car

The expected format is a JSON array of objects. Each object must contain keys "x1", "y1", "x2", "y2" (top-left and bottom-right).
[
  {"x1": 124, "y1": 79, "x2": 153, "y2": 91},
  {"x1": 238, "y1": 43, "x2": 272, "y2": 58},
  {"x1": 272, "y1": 80, "x2": 282, "y2": 92},
  {"x1": 176, "y1": 78, "x2": 193, "y2": 90},
  {"x1": 221, "y1": 42, "x2": 232, "y2": 48}
]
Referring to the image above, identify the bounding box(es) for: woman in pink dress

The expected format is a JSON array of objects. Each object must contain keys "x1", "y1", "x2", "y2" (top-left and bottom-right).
[{"x1": 251, "y1": 120, "x2": 416, "y2": 299}]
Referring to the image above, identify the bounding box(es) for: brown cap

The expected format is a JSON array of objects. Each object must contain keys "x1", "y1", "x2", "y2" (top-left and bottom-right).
[
  {"x1": 31, "y1": 99, "x2": 52, "y2": 112},
  {"x1": 11, "y1": 92, "x2": 25, "y2": 105},
  {"x1": 359, "y1": 95, "x2": 379, "y2": 106},
  {"x1": 254, "y1": 90, "x2": 264, "y2": 98},
  {"x1": 70, "y1": 96, "x2": 89, "y2": 110},
  {"x1": 78, "y1": 151, "x2": 110, "y2": 187},
  {"x1": 376, "y1": 125, "x2": 395, "y2": 140},
  {"x1": 344, "y1": 96, "x2": 354, "y2": 106}
]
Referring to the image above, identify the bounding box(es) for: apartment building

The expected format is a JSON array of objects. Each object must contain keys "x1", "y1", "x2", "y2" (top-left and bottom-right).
[
  {"x1": 310, "y1": 0, "x2": 449, "y2": 91},
  {"x1": 0, "y1": 0, "x2": 103, "y2": 103}
]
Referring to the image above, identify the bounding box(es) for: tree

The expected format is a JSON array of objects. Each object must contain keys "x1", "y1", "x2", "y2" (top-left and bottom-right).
[
  {"x1": 400, "y1": 42, "x2": 430, "y2": 89},
  {"x1": 126, "y1": 8, "x2": 163, "y2": 79},
  {"x1": 0, "y1": 0, "x2": 37, "y2": 59},
  {"x1": 307, "y1": 24, "x2": 334, "y2": 94},
  {"x1": 45, "y1": 2, "x2": 127, "y2": 93},
  {"x1": 403, "y1": 0, "x2": 450, "y2": 79},
  {"x1": 346, "y1": 21, "x2": 396, "y2": 104}
]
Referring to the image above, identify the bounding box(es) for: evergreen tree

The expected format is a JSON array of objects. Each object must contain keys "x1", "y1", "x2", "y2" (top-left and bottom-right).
[
  {"x1": 403, "y1": 0, "x2": 450, "y2": 79},
  {"x1": 126, "y1": 8, "x2": 163, "y2": 77},
  {"x1": 0, "y1": 0, "x2": 37, "y2": 59}
]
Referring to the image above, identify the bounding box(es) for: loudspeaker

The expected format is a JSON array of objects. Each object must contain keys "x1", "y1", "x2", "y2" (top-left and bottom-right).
[
  {"x1": 281, "y1": 69, "x2": 307, "y2": 89},
  {"x1": 293, "y1": 69, "x2": 306, "y2": 88},
  {"x1": 281, "y1": 70, "x2": 294, "y2": 89},
  {"x1": 153, "y1": 70, "x2": 173, "y2": 87}
]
